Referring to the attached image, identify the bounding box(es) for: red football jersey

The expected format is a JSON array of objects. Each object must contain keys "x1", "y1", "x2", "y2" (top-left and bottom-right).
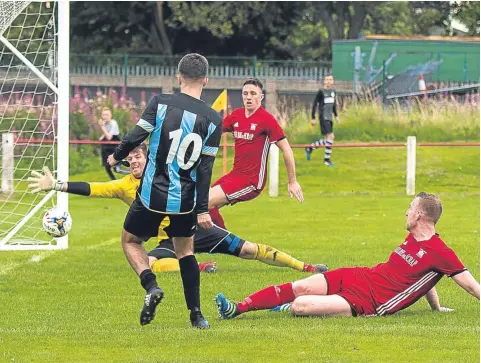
[
  {"x1": 362, "y1": 233, "x2": 466, "y2": 316},
  {"x1": 223, "y1": 107, "x2": 285, "y2": 189}
]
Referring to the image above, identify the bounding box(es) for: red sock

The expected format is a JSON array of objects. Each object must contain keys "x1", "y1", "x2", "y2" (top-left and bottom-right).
[
  {"x1": 237, "y1": 283, "x2": 295, "y2": 314},
  {"x1": 209, "y1": 207, "x2": 226, "y2": 229}
]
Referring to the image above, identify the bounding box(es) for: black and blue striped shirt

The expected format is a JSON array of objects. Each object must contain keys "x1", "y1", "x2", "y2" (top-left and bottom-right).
[{"x1": 113, "y1": 93, "x2": 222, "y2": 214}]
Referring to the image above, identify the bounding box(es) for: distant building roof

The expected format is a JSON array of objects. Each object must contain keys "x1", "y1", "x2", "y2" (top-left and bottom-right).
[{"x1": 364, "y1": 34, "x2": 480, "y2": 43}]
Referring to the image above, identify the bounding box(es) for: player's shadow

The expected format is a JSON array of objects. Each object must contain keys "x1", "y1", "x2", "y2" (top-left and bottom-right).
[
  {"x1": 384, "y1": 309, "x2": 448, "y2": 318},
  {"x1": 221, "y1": 309, "x2": 444, "y2": 322}
]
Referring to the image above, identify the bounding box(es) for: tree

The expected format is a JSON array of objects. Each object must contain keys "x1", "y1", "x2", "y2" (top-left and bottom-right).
[
  {"x1": 144, "y1": 1, "x2": 172, "y2": 55},
  {"x1": 167, "y1": 2, "x2": 304, "y2": 58},
  {"x1": 363, "y1": 2, "x2": 450, "y2": 36},
  {"x1": 451, "y1": 1, "x2": 480, "y2": 36},
  {"x1": 70, "y1": 2, "x2": 175, "y2": 55},
  {"x1": 70, "y1": 2, "x2": 301, "y2": 57},
  {"x1": 69, "y1": 1, "x2": 470, "y2": 60},
  {"x1": 309, "y1": 2, "x2": 370, "y2": 41}
]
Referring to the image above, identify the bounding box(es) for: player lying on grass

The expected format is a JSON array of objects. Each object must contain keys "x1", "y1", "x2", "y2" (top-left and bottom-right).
[
  {"x1": 27, "y1": 144, "x2": 327, "y2": 274},
  {"x1": 208, "y1": 78, "x2": 304, "y2": 229},
  {"x1": 147, "y1": 226, "x2": 327, "y2": 274},
  {"x1": 215, "y1": 192, "x2": 479, "y2": 319}
]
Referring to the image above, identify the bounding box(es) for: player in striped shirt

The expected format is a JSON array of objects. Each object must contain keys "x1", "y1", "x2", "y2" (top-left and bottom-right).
[
  {"x1": 215, "y1": 192, "x2": 479, "y2": 319},
  {"x1": 108, "y1": 54, "x2": 222, "y2": 329},
  {"x1": 208, "y1": 78, "x2": 304, "y2": 230},
  {"x1": 306, "y1": 74, "x2": 340, "y2": 166}
]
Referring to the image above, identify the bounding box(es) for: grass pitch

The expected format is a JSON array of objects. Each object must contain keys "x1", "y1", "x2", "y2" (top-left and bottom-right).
[{"x1": 0, "y1": 147, "x2": 479, "y2": 362}]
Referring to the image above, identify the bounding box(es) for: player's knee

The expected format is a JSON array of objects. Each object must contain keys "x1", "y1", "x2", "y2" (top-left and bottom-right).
[
  {"x1": 172, "y1": 236, "x2": 194, "y2": 257},
  {"x1": 292, "y1": 280, "x2": 317, "y2": 297},
  {"x1": 173, "y1": 242, "x2": 194, "y2": 259},
  {"x1": 174, "y1": 245, "x2": 191, "y2": 259},
  {"x1": 148, "y1": 256, "x2": 157, "y2": 269},
  {"x1": 122, "y1": 228, "x2": 143, "y2": 245},
  {"x1": 291, "y1": 297, "x2": 310, "y2": 316},
  {"x1": 239, "y1": 241, "x2": 257, "y2": 259},
  {"x1": 208, "y1": 197, "x2": 216, "y2": 210},
  {"x1": 208, "y1": 186, "x2": 228, "y2": 209}
]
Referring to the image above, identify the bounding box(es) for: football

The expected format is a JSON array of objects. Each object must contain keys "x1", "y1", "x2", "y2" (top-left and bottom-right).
[{"x1": 42, "y1": 208, "x2": 72, "y2": 238}]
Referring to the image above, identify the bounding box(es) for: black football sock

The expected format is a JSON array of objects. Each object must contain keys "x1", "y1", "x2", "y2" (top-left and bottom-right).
[
  {"x1": 105, "y1": 166, "x2": 116, "y2": 180},
  {"x1": 139, "y1": 269, "x2": 158, "y2": 292},
  {"x1": 179, "y1": 255, "x2": 201, "y2": 314}
]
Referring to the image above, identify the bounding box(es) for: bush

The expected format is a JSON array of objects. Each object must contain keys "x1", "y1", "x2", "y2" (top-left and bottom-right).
[
  {"x1": 280, "y1": 97, "x2": 480, "y2": 143},
  {"x1": 69, "y1": 145, "x2": 101, "y2": 175},
  {"x1": 70, "y1": 86, "x2": 142, "y2": 143},
  {"x1": 5, "y1": 86, "x2": 478, "y2": 177}
]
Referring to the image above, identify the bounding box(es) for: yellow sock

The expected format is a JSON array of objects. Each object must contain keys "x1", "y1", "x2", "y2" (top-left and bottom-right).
[
  {"x1": 254, "y1": 244, "x2": 305, "y2": 272},
  {"x1": 151, "y1": 258, "x2": 180, "y2": 273}
]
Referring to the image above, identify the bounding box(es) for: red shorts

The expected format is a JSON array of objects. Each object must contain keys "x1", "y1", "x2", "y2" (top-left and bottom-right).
[
  {"x1": 323, "y1": 267, "x2": 376, "y2": 316},
  {"x1": 213, "y1": 172, "x2": 261, "y2": 204}
]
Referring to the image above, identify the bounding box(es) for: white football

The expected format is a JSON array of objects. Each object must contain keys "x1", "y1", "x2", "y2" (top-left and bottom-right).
[{"x1": 42, "y1": 208, "x2": 72, "y2": 238}]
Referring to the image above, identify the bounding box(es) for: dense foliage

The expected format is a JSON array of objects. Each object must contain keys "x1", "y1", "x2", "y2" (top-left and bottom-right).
[{"x1": 70, "y1": 2, "x2": 479, "y2": 60}]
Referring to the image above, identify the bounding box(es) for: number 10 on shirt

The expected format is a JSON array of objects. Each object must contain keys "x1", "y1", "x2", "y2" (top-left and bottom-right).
[{"x1": 167, "y1": 129, "x2": 203, "y2": 170}]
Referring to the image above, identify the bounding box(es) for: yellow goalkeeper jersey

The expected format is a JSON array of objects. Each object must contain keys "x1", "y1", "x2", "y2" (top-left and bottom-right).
[{"x1": 89, "y1": 174, "x2": 169, "y2": 241}]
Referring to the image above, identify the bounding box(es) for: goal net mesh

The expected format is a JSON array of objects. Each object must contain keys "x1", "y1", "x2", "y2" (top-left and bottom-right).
[{"x1": 0, "y1": 1, "x2": 59, "y2": 247}]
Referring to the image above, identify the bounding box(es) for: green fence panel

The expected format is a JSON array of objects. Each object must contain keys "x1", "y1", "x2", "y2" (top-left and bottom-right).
[{"x1": 333, "y1": 39, "x2": 480, "y2": 82}]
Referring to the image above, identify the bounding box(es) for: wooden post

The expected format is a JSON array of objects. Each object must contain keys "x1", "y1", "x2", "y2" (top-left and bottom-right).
[{"x1": 406, "y1": 136, "x2": 416, "y2": 196}]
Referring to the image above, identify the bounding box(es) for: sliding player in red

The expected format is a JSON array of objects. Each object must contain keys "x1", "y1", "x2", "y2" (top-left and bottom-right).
[
  {"x1": 216, "y1": 192, "x2": 479, "y2": 319},
  {"x1": 208, "y1": 78, "x2": 304, "y2": 229}
]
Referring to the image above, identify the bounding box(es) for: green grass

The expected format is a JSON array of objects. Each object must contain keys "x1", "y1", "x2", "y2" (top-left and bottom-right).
[{"x1": 0, "y1": 147, "x2": 479, "y2": 362}]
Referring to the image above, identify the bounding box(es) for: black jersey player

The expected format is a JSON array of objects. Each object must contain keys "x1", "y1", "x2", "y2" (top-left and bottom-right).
[
  {"x1": 108, "y1": 53, "x2": 222, "y2": 329},
  {"x1": 305, "y1": 74, "x2": 340, "y2": 166}
]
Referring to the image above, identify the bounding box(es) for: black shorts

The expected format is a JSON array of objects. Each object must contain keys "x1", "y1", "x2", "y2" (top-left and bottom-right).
[
  {"x1": 101, "y1": 145, "x2": 116, "y2": 167},
  {"x1": 124, "y1": 198, "x2": 196, "y2": 239},
  {"x1": 101, "y1": 136, "x2": 121, "y2": 166},
  {"x1": 148, "y1": 225, "x2": 245, "y2": 259},
  {"x1": 320, "y1": 120, "x2": 333, "y2": 135}
]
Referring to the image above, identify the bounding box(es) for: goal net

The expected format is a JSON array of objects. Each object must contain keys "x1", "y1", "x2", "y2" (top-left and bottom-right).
[{"x1": 0, "y1": 1, "x2": 69, "y2": 250}]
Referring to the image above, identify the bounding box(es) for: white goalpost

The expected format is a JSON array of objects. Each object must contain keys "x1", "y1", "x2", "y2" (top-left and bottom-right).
[{"x1": 0, "y1": 0, "x2": 69, "y2": 250}]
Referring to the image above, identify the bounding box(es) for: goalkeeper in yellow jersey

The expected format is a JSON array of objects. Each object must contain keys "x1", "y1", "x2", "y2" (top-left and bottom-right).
[{"x1": 28, "y1": 143, "x2": 327, "y2": 274}]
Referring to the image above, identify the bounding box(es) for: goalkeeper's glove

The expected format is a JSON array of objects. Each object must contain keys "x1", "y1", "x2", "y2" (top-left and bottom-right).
[{"x1": 27, "y1": 166, "x2": 63, "y2": 193}]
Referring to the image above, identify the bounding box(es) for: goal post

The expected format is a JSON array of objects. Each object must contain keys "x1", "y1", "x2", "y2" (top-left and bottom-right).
[
  {"x1": 0, "y1": 1, "x2": 70, "y2": 250},
  {"x1": 55, "y1": 0, "x2": 70, "y2": 249}
]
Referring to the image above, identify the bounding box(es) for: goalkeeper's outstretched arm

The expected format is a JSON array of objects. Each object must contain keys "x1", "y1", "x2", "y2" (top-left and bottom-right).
[{"x1": 27, "y1": 166, "x2": 124, "y2": 199}]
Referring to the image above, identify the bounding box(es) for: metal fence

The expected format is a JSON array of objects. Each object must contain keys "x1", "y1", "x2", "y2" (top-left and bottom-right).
[{"x1": 70, "y1": 54, "x2": 332, "y2": 81}]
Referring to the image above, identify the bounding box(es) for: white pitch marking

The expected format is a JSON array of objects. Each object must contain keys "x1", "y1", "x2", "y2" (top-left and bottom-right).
[
  {"x1": 0, "y1": 238, "x2": 120, "y2": 275},
  {"x1": 86, "y1": 238, "x2": 119, "y2": 250}
]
